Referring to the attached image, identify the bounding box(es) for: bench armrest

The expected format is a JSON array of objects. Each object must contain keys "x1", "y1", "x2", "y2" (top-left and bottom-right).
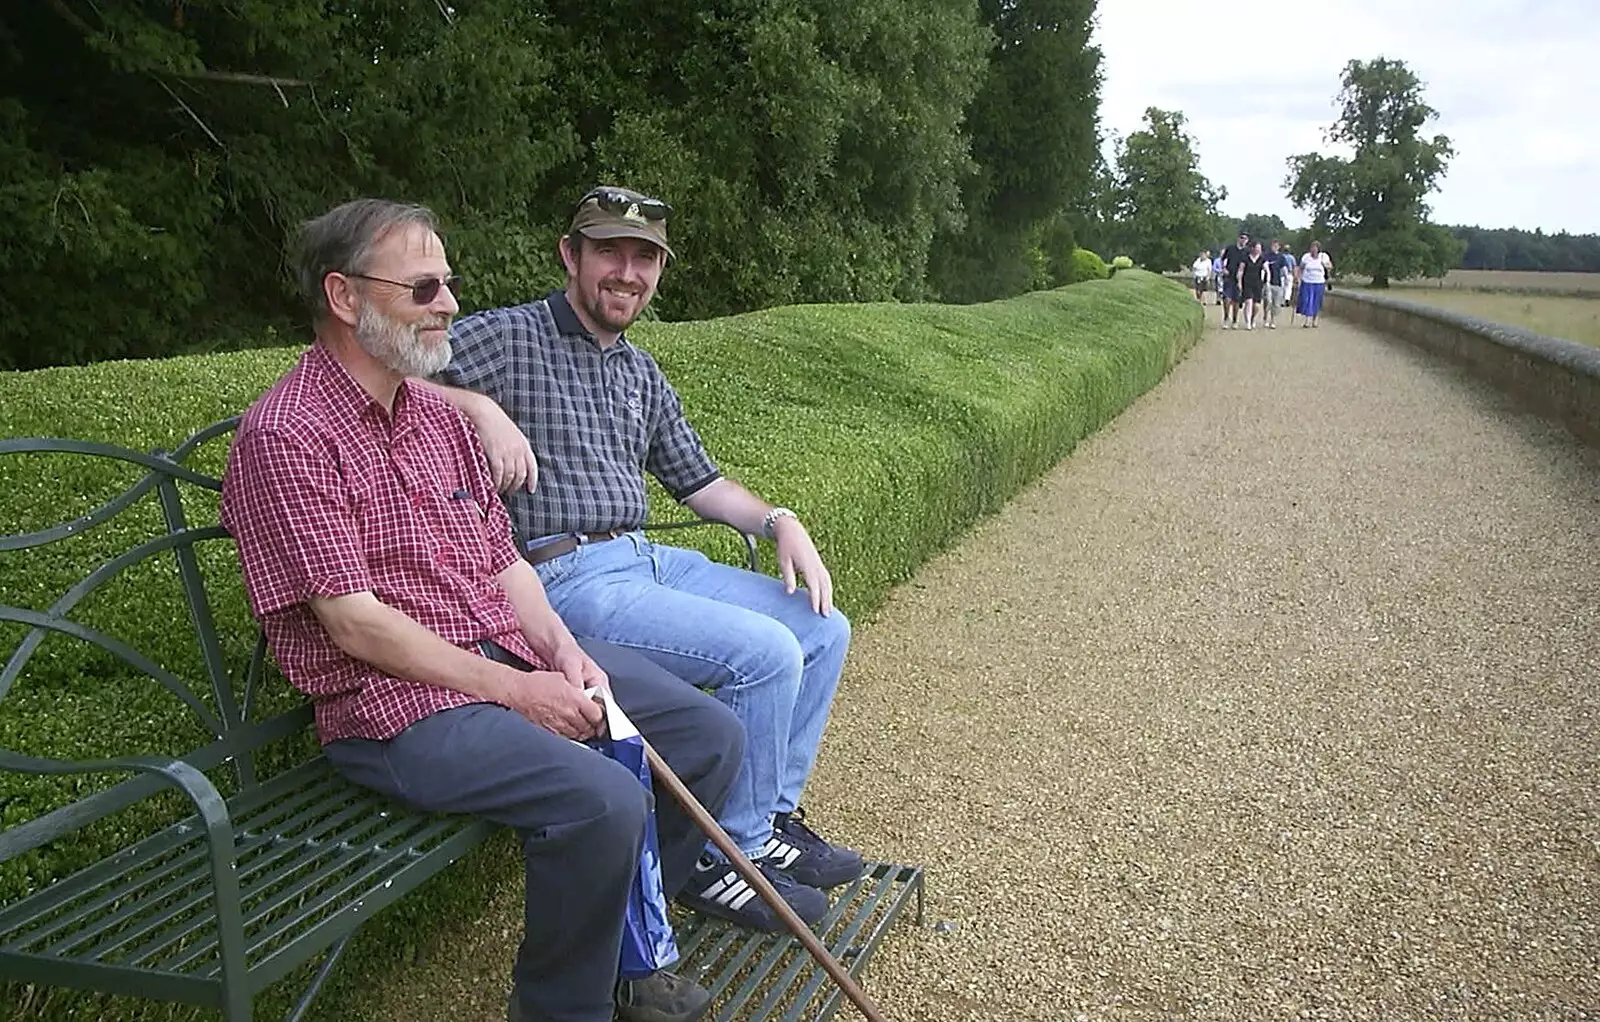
[
  {"x1": 642, "y1": 519, "x2": 760, "y2": 573},
  {"x1": 0, "y1": 750, "x2": 235, "y2": 877},
  {"x1": 0, "y1": 750, "x2": 254, "y2": 979}
]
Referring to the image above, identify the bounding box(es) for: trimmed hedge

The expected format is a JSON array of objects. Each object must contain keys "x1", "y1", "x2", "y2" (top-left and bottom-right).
[
  {"x1": 1063, "y1": 247, "x2": 1109, "y2": 285},
  {"x1": 0, "y1": 270, "x2": 1201, "y2": 1020}
]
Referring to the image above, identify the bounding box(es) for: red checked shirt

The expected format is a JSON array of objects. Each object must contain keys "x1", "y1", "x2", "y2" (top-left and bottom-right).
[{"x1": 221, "y1": 343, "x2": 546, "y2": 744}]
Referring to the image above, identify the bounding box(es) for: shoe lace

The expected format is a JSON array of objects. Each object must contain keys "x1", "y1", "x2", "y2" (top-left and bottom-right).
[{"x1": 775, "y1": 806, "x2": 826, "y2": 848}]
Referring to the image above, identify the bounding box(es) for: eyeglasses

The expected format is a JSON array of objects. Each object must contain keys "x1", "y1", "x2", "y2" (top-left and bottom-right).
[
  {"x1": 346, "y1": 273, "x2": 462, "y2": 305},
  {"x1": 577, "y1": 188, "x2": 672, "y2": 221}
]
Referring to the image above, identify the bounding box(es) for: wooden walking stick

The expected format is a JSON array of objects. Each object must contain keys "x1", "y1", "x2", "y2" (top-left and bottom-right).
[{"x1": 643, "y1": 741, "x2": 890, "y2": 1022}]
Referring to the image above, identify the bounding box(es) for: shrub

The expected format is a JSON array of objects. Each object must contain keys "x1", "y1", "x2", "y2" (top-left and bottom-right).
[
  {"x1": 0, "y1": 271, "x2": 1201, "y2": 1020},
  {"x1": 1062, "y1": 247, "x2": 1109, "y2": 285},
  {"x1": 1112, "y1": 255, "x2": 1135, "y2": 269}
]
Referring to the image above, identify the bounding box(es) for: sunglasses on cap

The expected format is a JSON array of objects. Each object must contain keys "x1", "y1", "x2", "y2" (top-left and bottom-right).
[
  {"x1": 577, "y1": 188, "x2": 672, "y2": 221},
  {"x1": 347, "y1": 273, "x2": 463, "y2": 305}
]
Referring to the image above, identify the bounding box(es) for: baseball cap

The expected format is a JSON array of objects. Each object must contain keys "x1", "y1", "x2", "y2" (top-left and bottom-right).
[{"x1": 568, "y1": 186, "x2": 675, "y2": 258}]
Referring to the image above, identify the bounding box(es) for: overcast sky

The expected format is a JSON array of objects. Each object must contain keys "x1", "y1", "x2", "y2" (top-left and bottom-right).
[{"x1": 1092, "y1": 1, "x2": 1600, "y2": 235}]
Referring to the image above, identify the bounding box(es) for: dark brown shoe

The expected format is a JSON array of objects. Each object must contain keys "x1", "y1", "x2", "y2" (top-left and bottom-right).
[{"x1": 615, "y1": 969, "x2": 712, "y2": 1022}]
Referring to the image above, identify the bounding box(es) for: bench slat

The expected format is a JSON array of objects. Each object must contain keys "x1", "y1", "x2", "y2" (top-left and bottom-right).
[
  {"x1": 758, "y1": 865, "x2": 901, "y2": 1022},
  {"x1": 147, "y1": 810, "x2": 443, "y2": 972},
  {"x1": 10, "y1": 765, "x2": 346, "y2": 953},
  {"x1": 668, "y1": 862, "x2": 924, "y2": 1022},
  {"x1": 49, "y1": 775, "x2": 371, "y2": 964}
]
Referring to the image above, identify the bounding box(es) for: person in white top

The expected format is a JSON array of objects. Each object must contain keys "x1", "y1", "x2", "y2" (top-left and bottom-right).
[
  {"x1": 1191, "y1": 250, "x2": 1212, "y2": 303},
  {"x1": 1294, "y1": 240, "x2": 1334, "y2": 327}
]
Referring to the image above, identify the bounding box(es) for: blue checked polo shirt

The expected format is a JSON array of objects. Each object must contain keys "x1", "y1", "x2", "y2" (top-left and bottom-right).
[{"x1": 439, "y1": 291, "x2": 721, "y2": 545}]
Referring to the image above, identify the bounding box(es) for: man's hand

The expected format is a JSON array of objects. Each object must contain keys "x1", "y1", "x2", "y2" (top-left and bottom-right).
[
  {"x1": 474, "y1": 401, "x2": 539, "y2": 494},
  {"x1": 496, "y1": 665, "x2": 604, "y2": 740},
  {"x1": 772, "y1": 516, "x2": 834, "y2": 616},
  {"x1": 551, "y1": 643, "x2": 610, "y2": 694}
]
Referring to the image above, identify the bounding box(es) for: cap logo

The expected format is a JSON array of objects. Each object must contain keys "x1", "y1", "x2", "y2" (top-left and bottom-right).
[{"x1": 623, "y1": 202, "x2": 646, "y2": 223}]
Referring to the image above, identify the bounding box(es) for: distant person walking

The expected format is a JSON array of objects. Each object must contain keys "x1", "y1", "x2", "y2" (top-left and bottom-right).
[
  {"x1": 1280, "y1": 247, "x2": 1297, "y2": 306},
  {"x1": 1211, "y1": 252, "x2": 1226, "y2": 307},
  {"x1": 1263, "y1": 239, "x2": 1287, "y2": 328},
  {"x1": 1295, "y1": 240, "x2": 1333, "y2": 327},
  {"x1": 1191, "y1": 250, "x2": 1212, "y2": 303},
  {"x1": 1239, "y1": 241, "x2": 1270, "y2": 329},
  {"x1": 1220, "y1": 231, "x2": 1250, "y2": 328}
]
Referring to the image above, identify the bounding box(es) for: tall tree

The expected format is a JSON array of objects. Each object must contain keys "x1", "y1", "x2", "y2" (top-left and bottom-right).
[
  {"x1": 0, "y1": 0, "x2": 992, "y2": 369},
  {"x1": 1106, "y1": 108, "x2": 1224, "y2": 271},
  {"x1": 1237, "y1": 213, "x2": 1290, "y2": 245},
  {"x1": 928, "y1": 0, "x2": 1102, "y2": 303},
  {"x1": 1285, "y1": 58, "x2": 1462, "y2": 287}
]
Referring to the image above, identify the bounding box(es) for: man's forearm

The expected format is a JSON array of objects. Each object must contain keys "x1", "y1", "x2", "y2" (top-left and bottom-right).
[
  {"x1": 497, "y1": 559, "x2": 583, "y2": 662},
  {"x1": 310, "y1": 591, "x2": 511, "y2": 704},
  {"x1": 682, "y1": 477, "x2": 775, "y2": 535}
]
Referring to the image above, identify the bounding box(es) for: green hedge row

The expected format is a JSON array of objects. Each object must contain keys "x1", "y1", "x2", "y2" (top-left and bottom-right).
[{"x1": 0, "y1": 271, "x2": 1200, "y2": 1020}]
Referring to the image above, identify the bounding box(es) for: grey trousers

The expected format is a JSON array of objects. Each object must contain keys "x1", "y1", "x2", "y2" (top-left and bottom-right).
[{"x1": 323, "y1": 637, "x2": 744, "y2": 1022}]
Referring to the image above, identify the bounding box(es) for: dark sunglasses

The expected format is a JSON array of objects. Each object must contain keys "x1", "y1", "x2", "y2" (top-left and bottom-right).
[
  {"x1": 347, "y1": 273, "x2": 462, "y2": 305},
  {"x1": 578, "y1": 188, "x2": 672, "y2": 221}
]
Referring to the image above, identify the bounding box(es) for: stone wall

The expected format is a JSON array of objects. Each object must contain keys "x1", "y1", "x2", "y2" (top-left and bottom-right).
[{"x1": 1325, "y1": 289, "x2": 1600, "y2": 448}]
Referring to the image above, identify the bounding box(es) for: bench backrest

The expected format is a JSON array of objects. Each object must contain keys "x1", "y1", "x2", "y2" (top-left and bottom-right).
[{"x1": 0, "y1": 417, "x2": 310, "y2": 865}]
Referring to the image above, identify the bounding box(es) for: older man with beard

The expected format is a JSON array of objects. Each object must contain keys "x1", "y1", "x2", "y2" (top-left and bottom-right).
[
  {"x1": 422, "y1": 186, "x2": 865, "y2": 935},
  {"x1": 221, "y1": 198, "x2": 742, "y2": 1022}
]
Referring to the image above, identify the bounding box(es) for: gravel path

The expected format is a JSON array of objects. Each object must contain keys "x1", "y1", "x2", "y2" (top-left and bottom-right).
[{"x1": 368, "y1": 313, "x2": 1600, "y2": 1021}]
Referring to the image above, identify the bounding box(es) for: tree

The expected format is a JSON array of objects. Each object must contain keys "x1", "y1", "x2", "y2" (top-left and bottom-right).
[
  {"x1": 927, "y1": 0, "x2": 1102, "y2": 303},
  {"x1": 1105, "y1": 108, "x2": 1225, "y2": 271},
  {"x1": 1, "y1": 0, "x2": 994, "y2": 368},
  {"x1": 1285, "y1": 57, "x2": 1462, "y2": 287},
  {"x1": 1237, "y1": 213, "x2": 1290, "y2": 246}
]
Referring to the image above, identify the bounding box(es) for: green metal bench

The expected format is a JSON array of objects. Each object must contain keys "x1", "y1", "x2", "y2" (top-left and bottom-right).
[{"x1": 0, "y1": 418, "x2": 923, "y2": 1022}]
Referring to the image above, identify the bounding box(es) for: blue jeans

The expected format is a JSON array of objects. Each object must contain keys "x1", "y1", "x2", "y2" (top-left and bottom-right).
[{"x1": 535, "y1": 532, "x2": 851, "y2": 857}]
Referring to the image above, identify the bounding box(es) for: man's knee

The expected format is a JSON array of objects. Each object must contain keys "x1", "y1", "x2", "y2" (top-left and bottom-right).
[
  {"x1": 542, "y1": 755, "x2": 651, "y2": 853},
  {"x1": 810, "y1": 607, "x2": 851, "y2": 657},
  {"x1": 722, "y1": 616, "x2": 808, "y2": 689}
]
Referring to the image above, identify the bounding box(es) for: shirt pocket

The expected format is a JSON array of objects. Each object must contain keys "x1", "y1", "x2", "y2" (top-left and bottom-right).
[{"x1": 417, "y1": 485, "x2": 493, "y2": 576}]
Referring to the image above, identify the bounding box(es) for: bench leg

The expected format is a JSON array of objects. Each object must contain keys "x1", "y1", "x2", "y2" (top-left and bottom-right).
[
  {"x1": 223, "y1": 984, "x2": 254, "y2": 1022},
  {"x1": 284, "y1": 933, "x2": 354, "y2": 1022}
]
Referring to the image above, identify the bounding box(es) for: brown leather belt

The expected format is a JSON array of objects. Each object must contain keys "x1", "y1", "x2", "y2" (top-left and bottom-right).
[{"x1": 524, "y1": 529, "x2": 626, "y2": 566}]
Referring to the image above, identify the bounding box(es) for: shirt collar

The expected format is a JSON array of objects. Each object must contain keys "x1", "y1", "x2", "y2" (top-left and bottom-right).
[
  {"x1": 546, "y1": 289, "x2": 633, "y2": 356},
  {"x1": 305, "y1": 341, "x2": 415, "y2": 429}
]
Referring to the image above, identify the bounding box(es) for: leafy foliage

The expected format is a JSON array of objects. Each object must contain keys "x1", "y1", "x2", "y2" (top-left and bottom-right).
[
  {"x1": 927, "y1": 0, "x2": 1103, "y2": 303},
  {"x1": 1285, "y1": 58, "x2": 1463, "y2": 287},
  {"x1": 1445, "y1": 225, "x2": 1600, "y2": 272},
  {"x1": 1, "y1": 0, "x2": 1094, "y2": 369},
  {"x1": 1063, "y1": 248, "x2": 1109, "y2": 284},
  {"x1": 0, "y1": 272, "x2": 1200, "y2": 1019},
  {"x1": 1102, "y1": 108, "x2": 1225, "y2": 271},
  {"x1": 1234, "y1": 213, "x2": 1291, "y2": 247}
]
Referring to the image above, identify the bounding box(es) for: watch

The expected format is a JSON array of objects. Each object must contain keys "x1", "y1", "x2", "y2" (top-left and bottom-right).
[{"x1": 761, "y1": 506, "x2": 798, "y2": 539}]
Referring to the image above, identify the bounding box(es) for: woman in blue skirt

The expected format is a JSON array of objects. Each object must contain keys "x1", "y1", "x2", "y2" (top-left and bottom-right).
[{"x1": 1295, "y1": 240, "x2": 1333, "y2": 327}]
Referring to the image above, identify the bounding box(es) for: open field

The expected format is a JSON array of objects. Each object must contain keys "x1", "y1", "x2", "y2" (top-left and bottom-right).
[
  {"x1": 1374, "y1": 269, "x2": 1600, "y2": 295},
  {"x1": 1350, "y1": 286, "x2": 1600, "y2": 348}
]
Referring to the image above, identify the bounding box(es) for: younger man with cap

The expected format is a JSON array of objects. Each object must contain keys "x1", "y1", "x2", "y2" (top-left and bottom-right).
[{"x1": 424, "y1": 187, "x2": 865, "y2": 934}]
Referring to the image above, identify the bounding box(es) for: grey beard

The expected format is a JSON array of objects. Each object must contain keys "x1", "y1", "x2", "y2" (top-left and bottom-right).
[{"x1": 355, "y1": 302, "x2": 452, "y2": 378}]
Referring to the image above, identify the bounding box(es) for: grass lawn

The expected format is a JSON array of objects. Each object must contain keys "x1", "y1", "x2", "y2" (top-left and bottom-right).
[
  {"x1": 1354, "y1": 286, "x2": 1600, "y2": 349},
  {"x1": 1383, "y1": 269, "x2": 1600, "y2": 295}
]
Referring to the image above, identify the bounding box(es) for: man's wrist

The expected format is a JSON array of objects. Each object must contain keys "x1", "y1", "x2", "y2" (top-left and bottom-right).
[{"x1": 761, "y1": 506, "x2": 799, "y2": 539}]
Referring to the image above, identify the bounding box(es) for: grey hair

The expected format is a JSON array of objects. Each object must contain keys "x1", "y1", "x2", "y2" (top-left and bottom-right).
[{"x1": 291, "y1": 199, "x2": 439, "y2": 321}]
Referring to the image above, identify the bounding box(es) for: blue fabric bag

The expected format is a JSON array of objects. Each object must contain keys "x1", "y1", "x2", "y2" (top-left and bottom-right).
[{"x1": 590, "y1": 690, "x2": 679, "y2": 979}]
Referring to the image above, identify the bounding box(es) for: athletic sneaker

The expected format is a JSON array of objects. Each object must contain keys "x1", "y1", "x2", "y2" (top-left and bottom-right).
[
  {"x1": 676, "y1": 854, "x2": 829, "y2": 932},
  {"x1": 762, "y1": 809, "x2": 867, "y2": 889}
]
